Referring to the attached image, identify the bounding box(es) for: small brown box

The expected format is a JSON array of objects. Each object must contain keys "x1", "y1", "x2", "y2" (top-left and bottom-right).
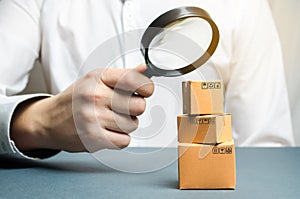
[
  {"x1": 182, "y1": 81, "x2": 224, "y2": 115},
  {"x1": 177, "y1": 114, "x2": 232, "y2": 144},
  {"x1": 178, "y1": 140, "x2": 236, "y2": 190}
]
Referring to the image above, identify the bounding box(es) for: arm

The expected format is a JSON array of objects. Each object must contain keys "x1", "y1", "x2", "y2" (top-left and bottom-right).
[
  {"x1": 0, "y1": 0, "x2": 55, "y2": 158},
  {"x1": 10, "y1": 65, "x2": 154, "y2": 153}
]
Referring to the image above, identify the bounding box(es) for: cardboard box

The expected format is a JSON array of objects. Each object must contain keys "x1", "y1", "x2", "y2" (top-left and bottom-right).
[
  {"x1": 182, "y1": 81, "x2": 224, "y2": 115},
  {"x1": 178, "y1": 140, "x2": 236, "y2": 189},
  {"x1": 177, "y1": 114, "x2": 232, "y2": 144}
]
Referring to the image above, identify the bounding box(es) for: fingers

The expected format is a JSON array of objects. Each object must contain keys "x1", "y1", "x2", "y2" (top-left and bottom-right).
[
  {"x1": 99, "y1": 65, "x2": 154, "y2": 97},
  {"x1": 101, "y1": 110, "x2": 139, "y2": 134},
  {"x1": 97, "y1": 110, "x2": 136, "y2": 149},
  {"x1": 82, "y1": 65, "x2": 153, "y2": 151},
  {"x1": 95, "y1": 84, "x2": 147, "y2": 116},
  {"x1": 88, "y1": 129, "x2": 131, "y2": 151},
  {"x1": 111, "y1": 89, "x2": 146, "y2": 116},
  {"x1": 103, "y1": 130, "x2": 131, "y2": 149}
]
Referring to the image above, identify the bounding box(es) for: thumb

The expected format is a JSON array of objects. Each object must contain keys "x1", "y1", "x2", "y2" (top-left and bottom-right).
[{"x1": 134, "y1": 64, "x2": 147, "y2": 73}]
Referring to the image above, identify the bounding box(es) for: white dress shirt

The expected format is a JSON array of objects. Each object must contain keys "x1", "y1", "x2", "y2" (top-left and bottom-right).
[{"x1": 0, "y1": 0, "x2": 295, "y2": 159}]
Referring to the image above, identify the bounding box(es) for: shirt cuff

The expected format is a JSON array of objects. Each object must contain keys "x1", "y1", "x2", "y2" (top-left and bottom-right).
[{"x1": 0, "y1": 94, "x2": 60, "y2": 160}]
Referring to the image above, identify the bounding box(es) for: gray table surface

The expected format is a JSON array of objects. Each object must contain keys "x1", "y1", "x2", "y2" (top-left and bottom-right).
[{"x1": 0, "y1": 147, "x2": 299, "y2": 199}]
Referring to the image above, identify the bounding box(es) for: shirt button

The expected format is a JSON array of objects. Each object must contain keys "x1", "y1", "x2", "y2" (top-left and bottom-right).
[
  {"x1": 128, "y1": 25, "x2": 135, "y2": 31},
  {"x1": 124, "y1": 1, "x2": 132, "y2": 9},
  {"x1": 125, "y1": 0, "x2": 132, "y2": 7}
]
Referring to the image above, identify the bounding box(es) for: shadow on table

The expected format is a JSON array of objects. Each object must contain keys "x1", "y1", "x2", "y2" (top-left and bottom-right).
[
  {"x1": 159, "y1": 179, "x2": 179, "y2": 189},
  {"x1": 0, "y1": 156, "x2": 39, "y2": 169},
  {"x1": 0, "y1": 156, "x2": 114, "y2": 173}
]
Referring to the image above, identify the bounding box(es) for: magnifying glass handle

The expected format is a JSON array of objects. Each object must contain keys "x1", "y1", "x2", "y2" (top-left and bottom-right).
[{"x1": 142, "y1": 68, "x2": 153, "y2": 78}]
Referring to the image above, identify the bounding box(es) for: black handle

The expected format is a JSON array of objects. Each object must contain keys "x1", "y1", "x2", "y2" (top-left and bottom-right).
[{"x1": 142, "y1": 67, "x2": 153, "y2": 78}]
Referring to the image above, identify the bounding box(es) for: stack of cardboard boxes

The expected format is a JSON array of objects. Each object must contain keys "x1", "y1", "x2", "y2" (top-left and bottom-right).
[{"x1": 177, "y1": 81, "x2": 236, "y2": 190}]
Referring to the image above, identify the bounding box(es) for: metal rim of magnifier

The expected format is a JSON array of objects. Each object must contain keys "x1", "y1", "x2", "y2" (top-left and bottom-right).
[{"x1": 141, "y1": 6, "x2": 220, "y2": 77}]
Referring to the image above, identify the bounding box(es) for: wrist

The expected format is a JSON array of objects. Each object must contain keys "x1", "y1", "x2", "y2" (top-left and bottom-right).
[{"x1": 10, "y1": 96, "x2": 54, "y2": 151}]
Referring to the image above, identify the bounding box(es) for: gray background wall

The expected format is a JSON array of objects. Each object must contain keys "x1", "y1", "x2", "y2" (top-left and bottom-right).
[{"x1": 23, "y1": 0, "x2": 300, "y2": 145}]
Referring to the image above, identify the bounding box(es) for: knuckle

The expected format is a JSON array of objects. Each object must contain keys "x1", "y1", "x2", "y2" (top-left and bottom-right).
[
  {"x1": 84, "y1": 69, "x2": 102, "y2": 82},
  {"x1": 75, "y1": 85, "x2": 96, "y2": 103},
  {"x1": 80, "y1": 109, "x2": 95, "y2": 124},
  {"x1": 80, "y1": 91, "x2": 94, "y2": 103},
  {"x1": 95, "y1": 91, "x2": 110, "y2": 103},
  {"x1": 100, "y1": 69, "x2": 111, "y2": 84},
  {"x1": 85, "y1": 70, "x2": 96, "y2": 79}
]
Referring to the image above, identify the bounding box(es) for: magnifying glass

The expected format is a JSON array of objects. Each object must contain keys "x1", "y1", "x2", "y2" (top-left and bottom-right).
[{"x1": 141, "y1": 6, "x2": 220, "y2": 78}]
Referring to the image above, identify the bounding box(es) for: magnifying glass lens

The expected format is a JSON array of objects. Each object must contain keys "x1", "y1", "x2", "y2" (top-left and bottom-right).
[{"x1": 148, "y1": 17, "x2": 213, "y2": 71}]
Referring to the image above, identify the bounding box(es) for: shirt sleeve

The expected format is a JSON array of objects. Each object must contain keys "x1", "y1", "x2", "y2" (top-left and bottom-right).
[
  {"x1": 225, "y1": 0, "x2": 295, "y2": 146},
  {"x1": 0, "y1": 0, "x2": 59, "y2": 159}
]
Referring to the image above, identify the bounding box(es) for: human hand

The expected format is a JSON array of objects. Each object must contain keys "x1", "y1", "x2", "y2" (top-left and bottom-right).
[{"x1": 11, "y1": 65, "x2": 154, "y2": 153}]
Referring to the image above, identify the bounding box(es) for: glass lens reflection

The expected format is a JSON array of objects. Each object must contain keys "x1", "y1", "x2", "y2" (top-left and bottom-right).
[{"x1": 148, "y1": 17, "x2": 213, "y2": 70}]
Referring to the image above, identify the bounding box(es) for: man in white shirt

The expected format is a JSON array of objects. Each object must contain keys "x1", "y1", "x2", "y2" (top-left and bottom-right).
[{"x1": 0, "y1": 0, "x2": 295, "y2": 159}]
